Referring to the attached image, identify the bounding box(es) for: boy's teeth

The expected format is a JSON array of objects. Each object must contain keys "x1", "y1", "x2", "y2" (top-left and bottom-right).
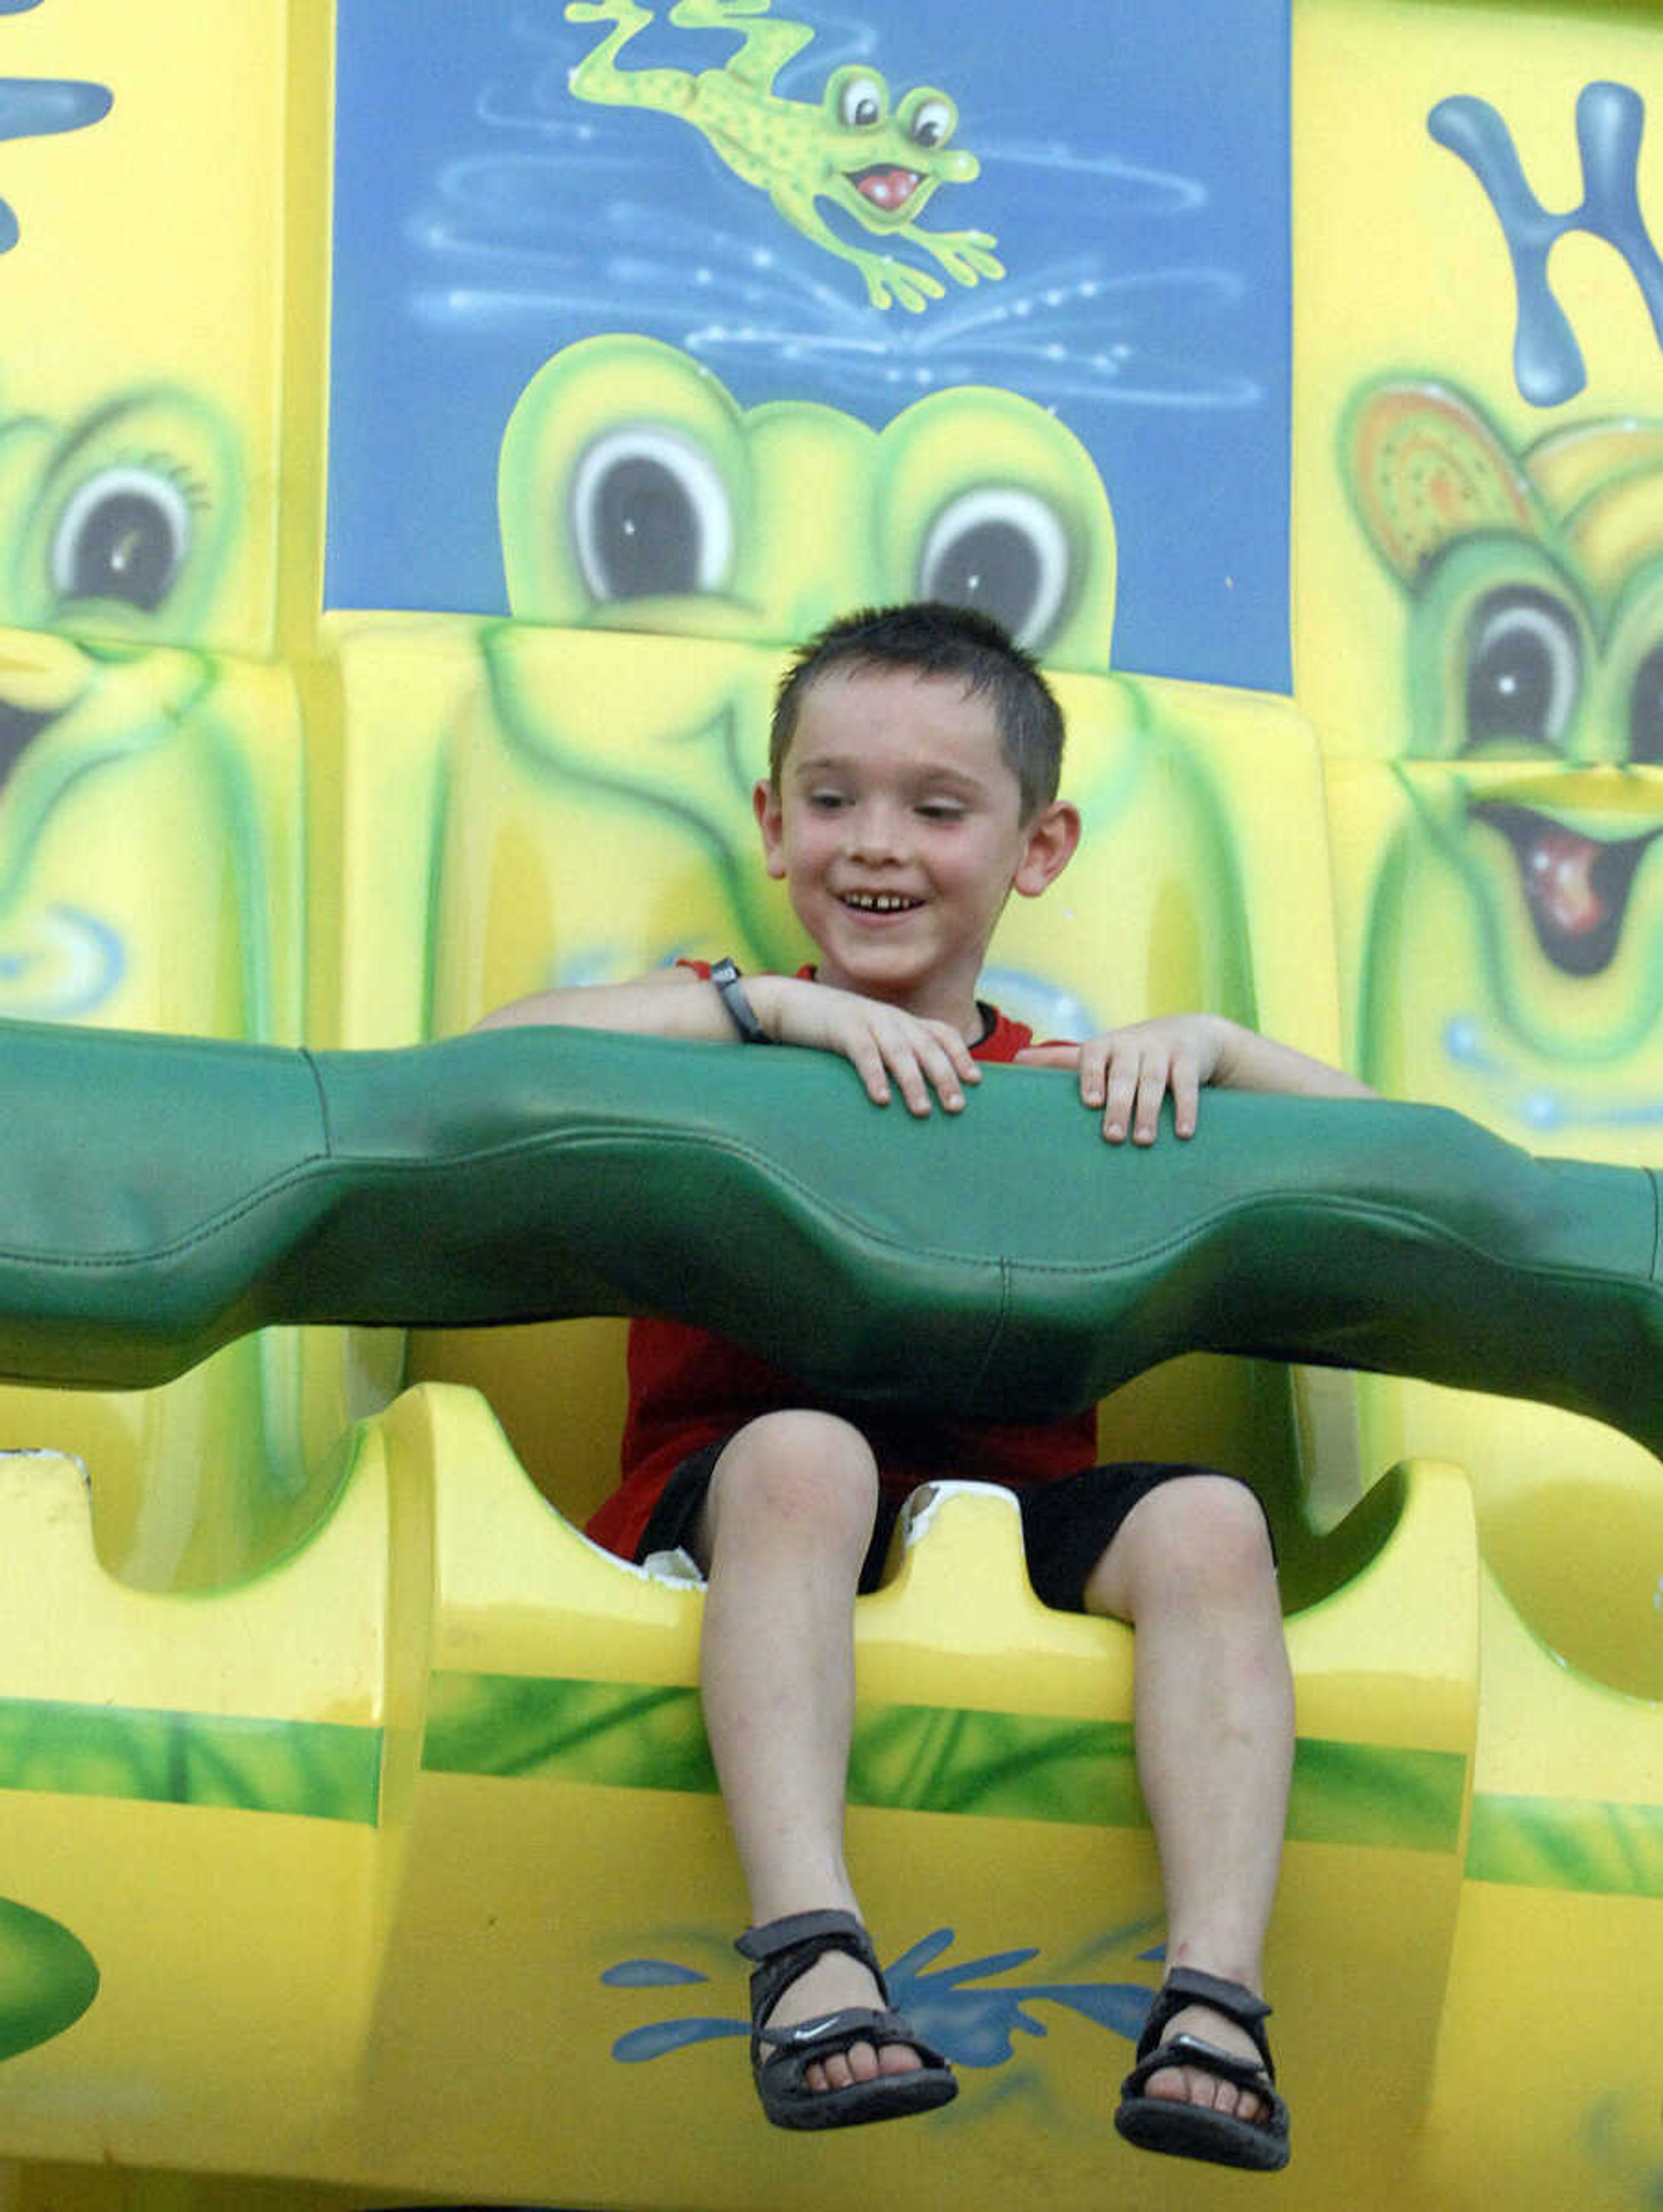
[{"x1": 844, "y1": 892, "x2": 919, "y2": 911}]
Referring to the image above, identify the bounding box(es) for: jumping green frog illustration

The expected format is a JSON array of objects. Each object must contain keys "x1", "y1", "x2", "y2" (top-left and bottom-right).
[{"x1": 566, "y1": 0, "x2": 1004, "y2": 312}]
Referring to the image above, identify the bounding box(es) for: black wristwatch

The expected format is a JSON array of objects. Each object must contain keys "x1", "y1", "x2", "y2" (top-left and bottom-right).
[{"x1": 709, "y1": 956, "x2": 772, "y2": 1044}]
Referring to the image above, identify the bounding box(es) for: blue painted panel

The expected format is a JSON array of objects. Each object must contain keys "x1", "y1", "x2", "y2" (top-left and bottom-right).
[{"x1": 327, "y1": 0, "x2": 1290, "y2": 690}]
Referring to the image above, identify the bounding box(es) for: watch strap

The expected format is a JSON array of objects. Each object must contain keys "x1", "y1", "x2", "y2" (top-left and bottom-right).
[{"x1": 709, "y1": 956, "x2": 772, "y2": 1045}]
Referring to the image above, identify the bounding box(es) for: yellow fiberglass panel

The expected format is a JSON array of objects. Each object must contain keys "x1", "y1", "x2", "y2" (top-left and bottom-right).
[
  {"x1": 0, "y1": 3, "x2": 328, "y2": 662},
  {"x1": 1292, "y1": 3, "x2": 1663, "y2": 1164},
  {"x1": 0, "y1": 0, "x2": 337, "y2": 1594},
  {"x1": 1294, "y1": 0, "x2": 1663, "y2": 759},
  {"x1": 414, "y1": 634, "x2": 1260, "y2": 1049},
  {"x1": 1293, "y1": 0, "x2": 1663, "y2": 1735},
  {"x1": 329, "y1": 1387, "x2": 1476, "y2": 2212},
  {"x1": 0, "y1": 1442, "x2": 392, "y2": 2169},
  {"x1": 0, "y1": 632, "x2": 338, "y2": 1593},
  {"x1": 0, "y1": 1369, "x2": 1643, "y2": 2209},
  {"x1": 0, "y1": 638, "x2": 303, "y2": 1040}
]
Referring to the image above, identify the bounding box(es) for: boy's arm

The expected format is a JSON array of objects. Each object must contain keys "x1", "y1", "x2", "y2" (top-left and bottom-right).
[
  {"x1": 472, "y1": 968, "x2": 736, "y2": 1042},
  {"x1": 472, "y1": 970, "x2": 980, "y2": 1116},
  {"x1": 1018, "y1": 1012, "x2": 1374, "y2": 1146}
]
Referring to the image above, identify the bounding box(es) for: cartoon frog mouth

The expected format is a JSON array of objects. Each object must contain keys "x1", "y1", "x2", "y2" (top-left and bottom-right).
[
  {"x1": 847, "y1": 164, "x2": 924, "y2": 214},
  {"x1": 0, "y1": 699, "x2": 57, "y2": 791},
  {"x1": 1469, "y1": 800, "x2": 1663, "y2": 978}
]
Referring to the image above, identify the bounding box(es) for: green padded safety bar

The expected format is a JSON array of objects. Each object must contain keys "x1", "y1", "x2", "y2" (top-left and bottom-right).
[{"x1": 0, "y1": 1017, "x2": 1658, "y2": 1454}]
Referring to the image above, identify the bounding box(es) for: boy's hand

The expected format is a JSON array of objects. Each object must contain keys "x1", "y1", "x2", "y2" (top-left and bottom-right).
[
  {"x1": 1016, "y1": 1014, "x2": 1227, "y2": 1143},
  {"x1": 751, "y1": 976, "x2": 982, "y2": 1117}
]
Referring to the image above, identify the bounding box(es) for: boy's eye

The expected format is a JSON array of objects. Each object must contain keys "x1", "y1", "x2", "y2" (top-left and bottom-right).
[
  {"x1": 806, "y1": 790, "x2": 848, "y2": 810},
  {"x1": 917, "y1": 802, "x2": 964, "y2": 821}
]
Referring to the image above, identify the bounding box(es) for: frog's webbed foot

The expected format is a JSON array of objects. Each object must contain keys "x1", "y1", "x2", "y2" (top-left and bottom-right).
[
  {"x1": 858, "y1": 252, "x2": 946, "y2": 314},
  {"x1": 915, "y1": 228, "x2": 1005, "y2": 288},
  {"x1": 667, "y1": 0, "x2": 811, "y2": 85},
  {"x1": 566, "y1": 0, "x2": 652, "y2": 26},
  {"x1": 668, "y1": 0, "x2": 773, "y2": 19},
  {"x1": 773, "y1": 190, "x2": 946, "y2": 312},
  {"x1": 569, "y1": 0, "x2": 695, "y2": 107}
]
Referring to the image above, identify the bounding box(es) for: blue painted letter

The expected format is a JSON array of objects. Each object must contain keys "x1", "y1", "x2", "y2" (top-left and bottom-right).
[{"x1": 1429, "y1": 81, "x2": 1663, "y2": 406}]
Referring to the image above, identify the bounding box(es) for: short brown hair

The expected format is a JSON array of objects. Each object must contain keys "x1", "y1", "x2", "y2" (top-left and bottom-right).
[{"x1": 769, "y1": 602, "x2": 1066, "y2": 820}]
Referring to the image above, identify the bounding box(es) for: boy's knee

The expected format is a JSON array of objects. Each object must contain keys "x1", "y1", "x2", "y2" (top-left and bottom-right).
[
  {"x1": 1116, "y1": 1473, "x2": 1276, "y2": 1601},
  {"x1": 707, "y1": 1410, "x2": 880, "y2": 1546}
]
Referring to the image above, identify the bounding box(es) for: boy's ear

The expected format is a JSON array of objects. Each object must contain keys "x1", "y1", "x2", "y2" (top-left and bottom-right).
[
  {"x1": 753, "y1": 778, "x2": 789, "y2": 879},
  {"x1": 1013, "y1": 800, "x2": 1081, "y2": 898}
]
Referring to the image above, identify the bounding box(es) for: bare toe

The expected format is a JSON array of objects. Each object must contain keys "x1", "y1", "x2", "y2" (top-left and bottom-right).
[
  {"x1": 878, "y1": 2040, "x2": 923, "y2": 2076},
  {"x1": 760, "y1": 1952, "x2": 925, "y2": 2099},
  {"x1": 1147, "y1": 2006, "x2": 1269, "y2": 2122}
]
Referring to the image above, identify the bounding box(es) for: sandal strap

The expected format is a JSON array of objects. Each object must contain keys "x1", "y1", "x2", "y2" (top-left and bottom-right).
[
  {"x1": 736, "y1": 1909, "x2": 880, "y2": 1974},
  {"x1": 735, "y1": 1910, "x2": 890, "y2": 2058},
  {"x1": 754, "y1": 2002, "x2": 949, "y2": 2074},
  {"x1": 1135, "y1": 1968, "x2": 1276, "y2": 2075},
  {"x1": 1122, "y1": 2029, "x2": 1278, "y2": 2103}
]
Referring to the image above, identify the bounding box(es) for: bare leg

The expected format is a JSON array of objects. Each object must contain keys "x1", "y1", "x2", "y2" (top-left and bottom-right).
[
  {"x1": 1084, "y1": 1476, "x2": 1294, "y2": 2124},
  {"x1": 695, "y1": 1410, "x2": 923, "y2": 2094}
]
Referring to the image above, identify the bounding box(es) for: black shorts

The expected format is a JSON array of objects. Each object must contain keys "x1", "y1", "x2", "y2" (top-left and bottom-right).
[{"x1": 636, "y1": 1442, "x2": 1270, "y2": 1616}]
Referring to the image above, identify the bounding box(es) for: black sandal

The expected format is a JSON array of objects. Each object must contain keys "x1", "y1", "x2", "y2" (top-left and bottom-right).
[
  {"x1": 1114, "y1": 1966, "x2": 1291, "y2": 2171},
  {"x1": 734, "y1": 1909, "x2": 958, "y2": 2131}
]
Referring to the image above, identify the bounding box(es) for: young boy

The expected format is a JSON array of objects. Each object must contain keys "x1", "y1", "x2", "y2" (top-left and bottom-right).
[{"x1": 476, "y1": 601, "x2": 1372, "y2": 2169}]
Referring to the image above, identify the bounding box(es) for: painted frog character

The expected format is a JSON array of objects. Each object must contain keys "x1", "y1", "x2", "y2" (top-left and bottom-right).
[
  {"x1": 0, "y1": 375, "x2": 326, "y2": 1595},
  {"x1": 428, "y1": 331, "x2": 1117, "y2": 1012},
  {"x1": 0, "y1": 378, "x2": 264, "y2": 1027},
  {"x1": 430, "y1": 335, "x2": 1248, "y2": 1072},
  {"x1": 1343, "y1": 376, "x2": 1663, "y2": 1151},
  {"x1": 565, "y1": 0, "x2": 1003, "y2": 312},
  {"x1": 1338, "y1": 375, "x2": 1663, "y2": 1701}
]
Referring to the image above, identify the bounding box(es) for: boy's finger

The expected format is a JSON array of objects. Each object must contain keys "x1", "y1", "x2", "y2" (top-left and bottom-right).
[
  {"x1": 848, "y1": 1037, "x2": 893, "y2": 1107},
  {"x1": 930, "y1": 1023, "x2": 982, "y2": 1088},
  {"x1": 1014, "y1": 1042, "x2": 1079, "y2": 1070},
  {"x1": 914, "y1": 1033, "x2": 969, "y2": 1112},
  {"x1": 879, "y1": 1037, "x2": 935, "y2": 1117},
  {"x1": 1171, "y1": 1057, "x2": 1201, "y2": 1138},
  {"x1": 1132, "y1": 1061, "x2": 1169, "y2": 1143},
  {"x1": 1100, "y1": 1055, "x2": 1140, "y2": 1142},
  {"x1": 1080, "y1": 1043, "x2": 1112, "y2": 1109}
]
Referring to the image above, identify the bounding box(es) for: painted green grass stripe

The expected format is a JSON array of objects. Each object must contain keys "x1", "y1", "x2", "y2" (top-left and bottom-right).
[
  {"x1": 423, "y1": 1674, "x2": 719, "y2": 1795},
  {"x1": 848, "y1": 1704, "x2": 1145, "y2": 1826},
  {"x1": 1467, "y1": 1792, "x2": 1663, "y2": 1897},
  {"x1": 425, "y1": 1673, "x2": 1463, "y2": 1850},
  {"x1": 0, "y1": 1697, "x2": 381, "y2": 1825},
  {"x1": 1288, "y1": 1738, "x2": 1466, "y2": 1853}
]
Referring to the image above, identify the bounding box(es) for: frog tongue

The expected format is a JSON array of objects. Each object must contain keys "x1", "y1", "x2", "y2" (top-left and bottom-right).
[
  {"x1": 849, "y1": 165, "x2": 922, "y2": 213},
  {"x1": 1469, "y1": 800, "x2": 1660, "y2": 978}
]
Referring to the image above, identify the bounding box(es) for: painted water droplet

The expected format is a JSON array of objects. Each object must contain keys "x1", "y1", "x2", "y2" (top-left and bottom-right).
[
  {"x1": 612, "y1": 2016, "x2": 747, "y2": 2063},
  {"x1": 0, "y1": 72, "x2": 113, "y2": 252},
  {"x1": 601, "y1": 1957, "x2": 710, "y2": 1989}
]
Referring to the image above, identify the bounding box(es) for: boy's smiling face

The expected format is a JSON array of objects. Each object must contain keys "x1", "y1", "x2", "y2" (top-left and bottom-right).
[{"x1": 754, "y1": 662, "x2": 1079, "y2": 1036}]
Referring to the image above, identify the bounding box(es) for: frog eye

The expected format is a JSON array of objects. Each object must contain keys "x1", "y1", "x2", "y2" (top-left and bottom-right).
[
  {"x1": 569, "y1": 426, "x2": 735, "y2": 602},
  {"x1": 49, "y1": 465, "x2": 193, "y2": 612},
  {"x1": 837, "y1": 74, "x2": 887, "y2": 129},
  {"x1": 1462, "y1": 586, "x2": 1581, "y2": 754},
  {"x1": 1628, "y1": 641, "x2": 1663, "y2": 766},
  {"x1": 906, "y1": 96, "x2": 955, "y2": 150},
  {"x1": 918, "y1": 488, "x2": 1073, "y2": 651}
]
